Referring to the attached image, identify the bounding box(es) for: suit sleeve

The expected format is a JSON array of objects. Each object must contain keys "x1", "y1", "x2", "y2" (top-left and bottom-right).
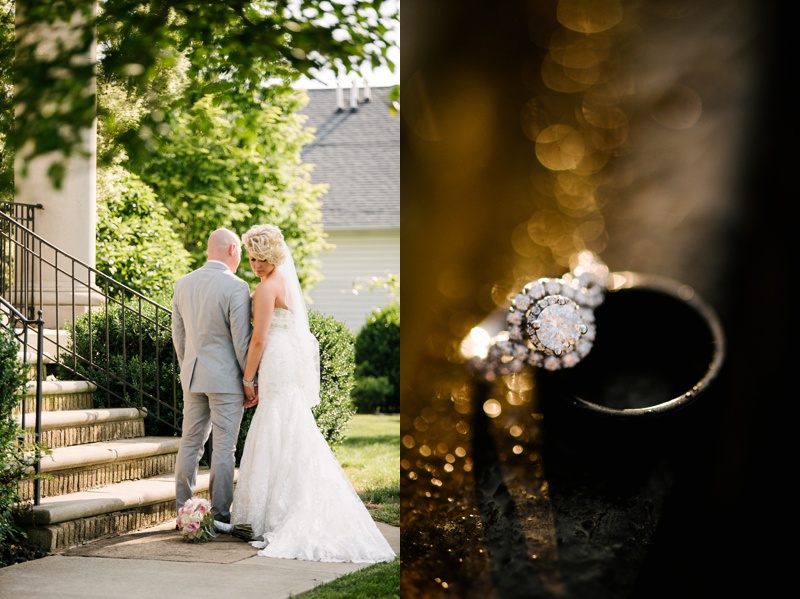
[
  {"x1": 230, "y1": 280, "x2": 253, "y2": 375},
  {"x1": 172, "y1": 286, "x2": 186, "y2": 364}
]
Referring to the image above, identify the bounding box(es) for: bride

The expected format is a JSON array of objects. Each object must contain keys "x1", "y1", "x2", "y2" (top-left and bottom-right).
[{"x1": 230, "y1": 224, "x2": 396, "y2": 563}]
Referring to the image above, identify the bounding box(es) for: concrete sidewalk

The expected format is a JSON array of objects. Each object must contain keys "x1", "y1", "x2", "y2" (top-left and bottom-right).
[{"x1": 0, "y1": 520, "x2": 400, "y2": 599}]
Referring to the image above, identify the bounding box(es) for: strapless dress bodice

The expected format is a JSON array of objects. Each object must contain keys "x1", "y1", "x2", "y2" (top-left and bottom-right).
[{"x1": 267, "y1": 307, "x2": 293, "y2": 332}]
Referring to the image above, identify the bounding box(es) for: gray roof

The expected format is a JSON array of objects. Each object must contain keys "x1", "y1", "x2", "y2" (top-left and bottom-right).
[{"x1": 299, "y1": 86, "x2": 399, "y2": 230}]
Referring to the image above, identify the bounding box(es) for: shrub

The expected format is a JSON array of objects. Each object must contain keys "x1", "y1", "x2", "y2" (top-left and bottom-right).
[
  {"x1": 56, "y1": 301, "x2": 181, "y2": 438},
  {"x1": 235, "y1": 309, "x2": 356, "y2": 463},
  {"x1": 350, "y1": 375, "x2": 394, "y2": 414},
  {"x1": 96, "y1": 165, "x2": 192, "y2": 303},
  {"x1": 0, "y1": 327, "x2": 48, "y2": 562},
  {"x1": 352, "y1": 302, "x2": 399, "y2": 413},
  {"x1": 308, "y1": 309, "x2": 357, "y2": 444}
]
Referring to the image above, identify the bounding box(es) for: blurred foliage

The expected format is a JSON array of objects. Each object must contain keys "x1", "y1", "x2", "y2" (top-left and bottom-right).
[
  {"x1": 0, "y1": 0, "x2": 397, "y2": 292},
  {"x1": 352, "y1": 301, "x2": 399, "y2": 413},
  {"x1": 2, "y1": 0, "x2": 399, "y2": 189},
  {"x1": 0, "y1": 1, "x2": 14, "y2": 202},
  {"x1": 352, "y1": 272, "x2": 399, "y2": 303},
  {"x1": 133, "y1": 91, "x2": 330, "y2": 287},
  {"x1": 350, "y1": 374, "x2": 394, "y2": 414},
  {"x1": 96, "y1": 164, "x2": 192, "y2": 302},
  {"x1": 387, "y1": 84, "x2": 400, "y2": 116}
]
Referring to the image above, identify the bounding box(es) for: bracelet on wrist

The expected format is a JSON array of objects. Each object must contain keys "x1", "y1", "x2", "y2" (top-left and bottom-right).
[{"x1": 242, "y1": 378, "x2": 256, "y2": 388}]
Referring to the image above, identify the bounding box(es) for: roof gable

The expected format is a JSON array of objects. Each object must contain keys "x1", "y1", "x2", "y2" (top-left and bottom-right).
[{"x1": 300, "y1": 86, "x2": 399, "y2": 230}]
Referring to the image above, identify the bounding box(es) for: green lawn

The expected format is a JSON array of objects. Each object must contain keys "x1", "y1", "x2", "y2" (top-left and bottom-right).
[
  {"x1": 334, "y1": 413, "x2": 400, "y2": 527},
  {"x1": 294, "y1": 556, "x2": 400, "y2": 599},
  {"x1": 297, "y1": 413, "x2": 399, "y2": 599}
]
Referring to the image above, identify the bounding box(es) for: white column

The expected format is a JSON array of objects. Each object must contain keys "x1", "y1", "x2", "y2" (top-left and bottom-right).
[{"x1": 13, "y1": 1, "x2": 99, "y2": 330}]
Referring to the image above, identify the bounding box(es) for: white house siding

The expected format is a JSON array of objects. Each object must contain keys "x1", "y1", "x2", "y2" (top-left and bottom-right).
[{"x1": 307, "y1": 228, "x2": 400, "y2": 334}]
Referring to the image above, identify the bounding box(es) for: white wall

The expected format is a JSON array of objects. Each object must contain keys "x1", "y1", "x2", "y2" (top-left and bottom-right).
[{"x1": 307, "y1": 229, "x2": 399, "y2": 333}]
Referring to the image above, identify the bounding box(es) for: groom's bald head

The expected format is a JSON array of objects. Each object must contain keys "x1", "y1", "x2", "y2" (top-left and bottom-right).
[{"x1": 207, "y1": 228, "x2": 242, "y2": 271}]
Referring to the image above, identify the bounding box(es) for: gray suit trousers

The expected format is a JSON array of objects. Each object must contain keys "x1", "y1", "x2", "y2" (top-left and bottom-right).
[{"x1": 175, "y1": 391, "x2": 244, "y2": 522}]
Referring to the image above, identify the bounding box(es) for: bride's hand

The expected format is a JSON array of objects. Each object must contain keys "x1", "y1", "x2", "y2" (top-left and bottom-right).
[{"x1": 243, "y1": 389, "x2": 259, "y2": 409}]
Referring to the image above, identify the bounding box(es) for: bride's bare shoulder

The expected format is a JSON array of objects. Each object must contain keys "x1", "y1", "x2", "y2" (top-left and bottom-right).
[{"x1": 253, "y1": 272, "x2": 285, "y2": 298}]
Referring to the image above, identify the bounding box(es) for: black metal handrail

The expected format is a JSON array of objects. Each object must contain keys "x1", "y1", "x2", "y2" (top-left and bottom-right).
[
  {"x1": 0, "y1": 201, "x2": 42, "y2": 321},
  {"x1": 0, "y1": 210, "x2": 182, "y2": 443},
  {"x1": 0, "y1": 200, "x2": 42, "y2": 229},
  {"x1": 0, "y1": 297, "x2": 44, "y2": 505}
]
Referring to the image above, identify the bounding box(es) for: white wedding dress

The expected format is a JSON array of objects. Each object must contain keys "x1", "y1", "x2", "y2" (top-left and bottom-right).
[{"x1": 231, "y1": 307, "x2": 396, "y2": 563}]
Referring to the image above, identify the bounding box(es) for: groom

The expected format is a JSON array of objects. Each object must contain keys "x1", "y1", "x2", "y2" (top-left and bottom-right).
[{"x1": 172, "y1": 228, "x2": 253, "y2": 524}]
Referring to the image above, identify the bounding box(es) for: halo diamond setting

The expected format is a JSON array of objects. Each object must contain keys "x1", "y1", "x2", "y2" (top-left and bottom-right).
[{"x1": 469, "y1": 251, "x2": 609, "y2": 378}]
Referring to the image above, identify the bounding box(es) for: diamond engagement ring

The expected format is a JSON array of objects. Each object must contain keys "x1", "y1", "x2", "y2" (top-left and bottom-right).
[
  {"x1": 466, "y1": 251, "x2": 610, "y2": 379},
  {"x1": 465, "y1": 264, "x2": 726, "y2": 418}
]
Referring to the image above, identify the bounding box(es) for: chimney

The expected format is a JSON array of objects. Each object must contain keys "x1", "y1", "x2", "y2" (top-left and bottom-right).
[
  {"x1": 364, "y1": 79, "x2": 372, "y2": 102},
  {"x1": 350, "y1": 75, "x2": 358, "y2": 111},
  {"x1": 336, "y1": 84, "x2": 344, "y2": 112}
]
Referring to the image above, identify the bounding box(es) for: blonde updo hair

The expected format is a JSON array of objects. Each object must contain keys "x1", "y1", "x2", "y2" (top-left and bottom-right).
[{"x1": 242, "y1": 224, "x2": 286, "y2": 265}]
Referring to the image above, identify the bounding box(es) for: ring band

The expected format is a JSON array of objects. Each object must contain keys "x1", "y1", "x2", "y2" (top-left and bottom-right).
[{"x1": 542, "y1": 271, "x2": 725, "y2": 418}]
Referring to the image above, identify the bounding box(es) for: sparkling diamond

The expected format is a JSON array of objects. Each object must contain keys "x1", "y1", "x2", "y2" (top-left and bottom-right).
[
  {"x1": 544, "y1": 279, "x2": 562, "y2": 295},
  {"x1": 513, "y1": 293, "x2": 532, "y2": 311},
  {"x1": 528, "y1": 351, "x2": 544, "y2": 367},
  {"x1": 527, "y1": 281, "x2": 545, "y2": 299},
  {"x1": 494, "y1": 340, "x2": 514, "y2": 356},
  {"x1": 512, "y1": 344, "x2": 529, "y2": 360},
  {"x1": 507, "y1": 311, "x2": 524, "y2": 326},
  {"x1": 543, "y1": 356, "x2": 561, "y2": 371},
  {"x1": 562, "y1": 353, "x2": 580, "y2": 368},
  {"x1": 576, "y1": 338, "x2": 593, "y2": 356},
  {"x1": 528, "y1": 302, "x2": 583, "y2": 352}
]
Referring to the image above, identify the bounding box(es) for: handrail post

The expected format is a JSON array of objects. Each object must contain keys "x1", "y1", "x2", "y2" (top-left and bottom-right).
[
  {"x1": 34, "y1": 310, "x2": 44, "y2": 506},
  {"x1": 0, "y1": 298, "x2": 46, "y2": 506}
]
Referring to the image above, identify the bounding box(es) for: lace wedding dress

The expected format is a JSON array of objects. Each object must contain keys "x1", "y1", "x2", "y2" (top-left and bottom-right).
[{"x1": 231, "y1": 307, "x2": 396, "y2": 563}]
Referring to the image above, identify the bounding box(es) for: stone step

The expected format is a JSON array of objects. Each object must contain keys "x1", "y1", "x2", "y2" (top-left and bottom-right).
[
  {"x1": 17, "y1": 407, "x2": 147, "y2": 449},
  {"x1": 16, "y1": 468, "x2": 237, "y2": 552},
  {"x1": 13, "y1": 327, "x2": 70, "y2": 363},
  {"x1": 18, "y1": 436, "x2": 180, "y2": 501},
  {"x1": 17, "y1": 350, "x2": 56, "y2": 367},
  {"x1": 15, "y1": 380, "x2": 96, "y2": 414}
]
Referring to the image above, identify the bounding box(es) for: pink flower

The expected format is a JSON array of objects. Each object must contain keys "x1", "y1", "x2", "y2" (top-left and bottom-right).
[
  {"x1": 177, "y1": 496, "x2": 216, "y2": 543},
  {"x1": 184, "y1": 521, "x2": 200, "y2": 534}
]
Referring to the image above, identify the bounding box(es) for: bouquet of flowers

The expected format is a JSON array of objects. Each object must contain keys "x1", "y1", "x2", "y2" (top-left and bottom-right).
[{"x1": 176, "y1": 496, "x2": 216, "y2": 543}]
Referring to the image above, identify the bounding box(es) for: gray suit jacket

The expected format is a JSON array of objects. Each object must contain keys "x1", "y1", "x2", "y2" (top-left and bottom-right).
[{"x1": 172, "y1": 261, "x2": 252, "y2": 394}]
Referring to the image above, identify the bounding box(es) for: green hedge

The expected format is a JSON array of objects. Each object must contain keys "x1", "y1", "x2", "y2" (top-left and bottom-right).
[
  {"x1": 350, "y1": 375, "x2": 394, "y2": 415},
  {"x1": 59, "y1": 303, "x2": 356, "y2": 462},
  {"x1": 308, "y1": 309, "x2": 357, "y2": 444},
  {"x1": 57, "y1": 301, "x2": 180, "y2": 438},
  {"x1": 0, "y1": 327, "x2": 47, "y2": 563},
  {"x1": 352, "y1": 302, "x2": 399, "y2": 413}
]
